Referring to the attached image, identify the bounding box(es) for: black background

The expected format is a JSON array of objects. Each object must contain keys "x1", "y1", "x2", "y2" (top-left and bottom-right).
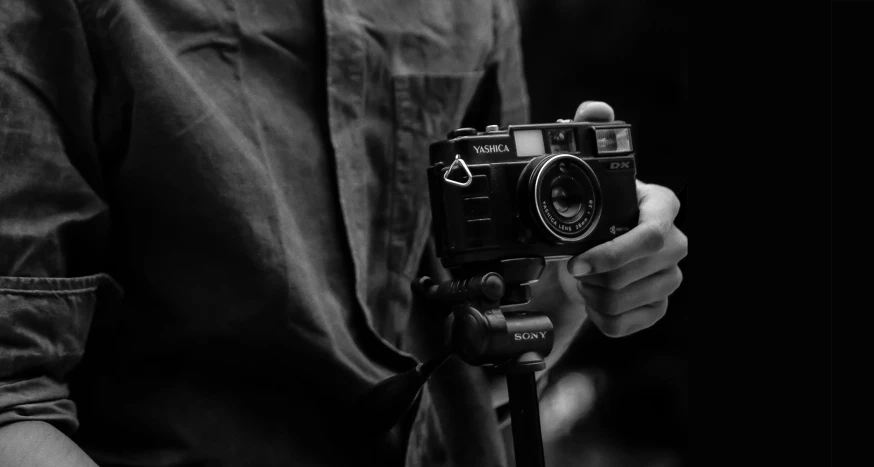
[{"x1": 512, "y1": 1, "x2": 836, "y2": 466}]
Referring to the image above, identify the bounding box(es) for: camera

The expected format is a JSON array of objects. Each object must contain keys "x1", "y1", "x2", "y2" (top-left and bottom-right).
[{"x1": 427, "y1": 121, "x2": 639, "y2": 269}]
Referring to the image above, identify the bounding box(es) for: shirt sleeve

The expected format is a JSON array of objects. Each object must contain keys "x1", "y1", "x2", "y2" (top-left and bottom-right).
[{"x1": 0, "y1": 0, "x2": 113, "y2": 435}]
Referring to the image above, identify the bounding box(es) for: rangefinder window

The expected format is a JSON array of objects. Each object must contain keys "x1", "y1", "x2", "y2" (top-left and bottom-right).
[{"x1": 547, "y1": 129, "x2": 577, "y2": 154}]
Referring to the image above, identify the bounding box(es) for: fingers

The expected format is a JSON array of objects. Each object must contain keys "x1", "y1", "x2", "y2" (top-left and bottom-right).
[
  {"x1": 573, "y1": 101, "x2": 615, "y2": 123},
  {"x1": 568, "y1": 223, "x2": 665, "y2": 276},
  {"x1": 577, "y1": 266, "x2": 683, "y2": 317},
  {"x1": 567, "y1": 182, "x2": 680, "y2": 277},
  {"x1": 579, "y1": 227, "x2": 688, "y2": 290},
  {"x1": 585, "y1": 300, "x2": 669, "y2": 338}
]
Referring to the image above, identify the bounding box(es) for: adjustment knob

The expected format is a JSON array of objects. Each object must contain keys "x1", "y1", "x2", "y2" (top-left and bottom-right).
[{"x1": 485, "y1": 125, "x2": 500, "y2": 132}]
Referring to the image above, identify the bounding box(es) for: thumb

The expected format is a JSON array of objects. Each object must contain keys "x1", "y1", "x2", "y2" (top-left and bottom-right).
[{"x1": 573, "y1": 101, "x2": 615, "y2": 123}]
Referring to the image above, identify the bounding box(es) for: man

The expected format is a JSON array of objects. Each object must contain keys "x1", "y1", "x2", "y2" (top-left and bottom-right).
[{"x1": 0, "y1": 0, "x2": 686, "y2": 466}]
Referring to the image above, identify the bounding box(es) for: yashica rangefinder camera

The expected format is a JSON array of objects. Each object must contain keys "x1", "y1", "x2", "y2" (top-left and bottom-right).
[{"x1": 427, "y1": 121, "x2": 640, "y2": 269}]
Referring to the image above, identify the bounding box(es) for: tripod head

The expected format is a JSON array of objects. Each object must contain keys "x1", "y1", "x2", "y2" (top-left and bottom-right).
[{"x1": 414, "y1": 257, "x2": 553, "y2": 369}]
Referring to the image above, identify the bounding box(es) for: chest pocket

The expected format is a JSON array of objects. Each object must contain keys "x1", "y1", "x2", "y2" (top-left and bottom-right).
[{"x1": 387, "y1": 71, "x2": 485, "y2": 280}]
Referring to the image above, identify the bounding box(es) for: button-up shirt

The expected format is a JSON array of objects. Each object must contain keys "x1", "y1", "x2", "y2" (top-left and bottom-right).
[{"x1": 0, "y1": 0, "x2": 529, "y2": 465}]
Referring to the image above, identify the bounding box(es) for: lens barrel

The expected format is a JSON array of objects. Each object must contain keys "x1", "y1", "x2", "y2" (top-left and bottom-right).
[{"x1": 519, "y1": 154, "x2": 601, "y2": 242}]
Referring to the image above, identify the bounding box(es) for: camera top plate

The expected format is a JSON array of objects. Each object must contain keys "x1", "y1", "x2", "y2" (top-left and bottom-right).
[{"x1": 431, "y1": 121, "x2": 633, "y2": 167}]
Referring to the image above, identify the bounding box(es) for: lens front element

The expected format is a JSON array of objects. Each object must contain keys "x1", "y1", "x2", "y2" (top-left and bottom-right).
[
  {"x1": 549, "y1": 175, "x2": 585, "y2": 221},
  {"x1": 526, "y1": 154, "x2": 600, "y2": 242}
]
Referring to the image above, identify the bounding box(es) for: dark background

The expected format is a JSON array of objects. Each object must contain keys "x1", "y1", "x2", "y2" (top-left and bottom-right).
[{"x1": 516, "y1": 1, "x2": 688, "y2": 466}]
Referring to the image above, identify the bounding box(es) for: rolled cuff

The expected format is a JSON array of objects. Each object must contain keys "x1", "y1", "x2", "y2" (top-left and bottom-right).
[
  {"x1": 0, "y1": 375, "x2": 78, "y2": 433},
  {"x1": 0, "y1": 273, "x2": 118, "y2": 434}
]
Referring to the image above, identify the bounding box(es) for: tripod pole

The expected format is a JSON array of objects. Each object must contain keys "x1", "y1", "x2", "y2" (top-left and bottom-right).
[{"x1": 505, "y1": 363, "x2": 546, "y2": 467}]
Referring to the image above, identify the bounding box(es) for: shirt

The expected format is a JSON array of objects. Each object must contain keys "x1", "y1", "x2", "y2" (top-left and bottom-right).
[{"x1": 0, "y1": 0, "x2": 530, "y2": 466}]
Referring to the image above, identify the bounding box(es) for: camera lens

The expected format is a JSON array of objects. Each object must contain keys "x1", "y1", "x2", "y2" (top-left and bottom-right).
[
  {"x1": 519, "y1": 154, "x2": 601, "y2": 243},
  {"x1": 550, "y1": 181, "x2": 583, "y2": 219}
]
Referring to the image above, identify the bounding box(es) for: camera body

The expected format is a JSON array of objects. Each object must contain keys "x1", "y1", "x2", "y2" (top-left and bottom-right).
[{"x1": 427, "y1": 121, "x2": 640, "y2": 269}]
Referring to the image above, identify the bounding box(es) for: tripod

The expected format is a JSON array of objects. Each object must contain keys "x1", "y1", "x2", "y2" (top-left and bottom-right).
[{"x1": 357, "y1": 257, "x2": 554, "y2": 467}]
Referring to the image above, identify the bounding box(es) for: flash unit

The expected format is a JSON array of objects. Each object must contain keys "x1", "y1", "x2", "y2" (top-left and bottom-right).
[{"x1": 594, "y1": 127, "x2": 632, "y2": 154}]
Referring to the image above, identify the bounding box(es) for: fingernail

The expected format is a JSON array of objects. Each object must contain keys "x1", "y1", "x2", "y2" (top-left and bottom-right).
[{"x1": 569, "y1": 260, "x2": 592, "y2": 277}]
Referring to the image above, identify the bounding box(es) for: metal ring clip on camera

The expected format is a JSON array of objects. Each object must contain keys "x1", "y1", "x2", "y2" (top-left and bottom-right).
[{"x1": 356, "y1": 120, "x2": 639, "y2": 467}]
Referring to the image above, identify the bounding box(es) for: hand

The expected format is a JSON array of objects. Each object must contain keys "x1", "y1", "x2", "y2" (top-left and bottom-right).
[{"x1": 558, "y1": 101, "x2": 688, "y2": 337}]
